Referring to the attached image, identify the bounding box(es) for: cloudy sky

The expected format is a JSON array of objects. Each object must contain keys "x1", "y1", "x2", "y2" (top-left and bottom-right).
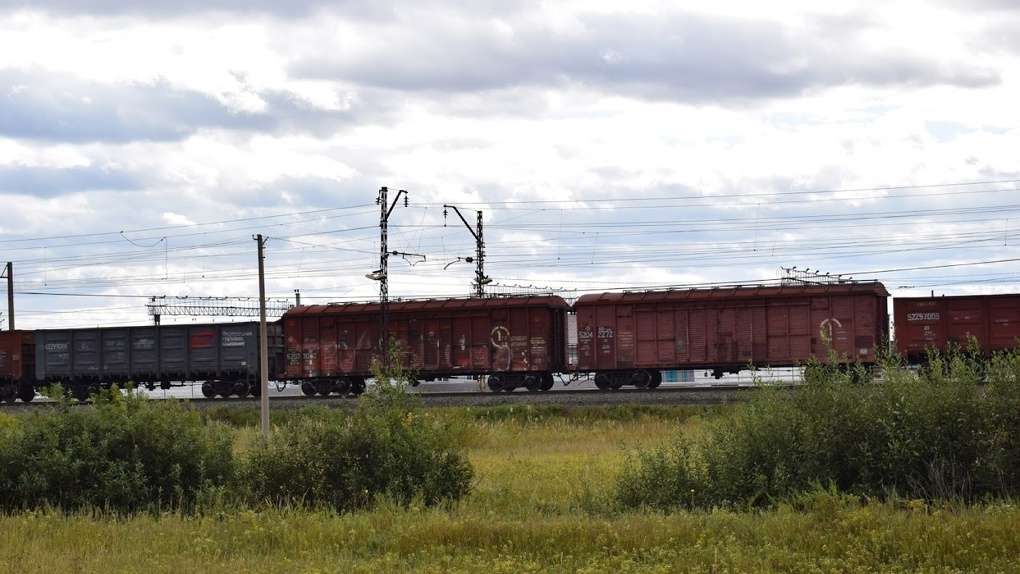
[{"x1": 1, "y1": 0, "x2": 1019, "y2": 329}]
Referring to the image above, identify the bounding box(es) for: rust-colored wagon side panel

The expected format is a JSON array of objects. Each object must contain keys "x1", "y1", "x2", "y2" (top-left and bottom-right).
[
  {"x1": 0, "y1": 330, "x2": 35, "y2": 383},
  {"x1": 894, "y1": 294, "x2": 1020, "y2": 361},
  {"x1": 574, "y1": 282, "x2": 889, "y2": 373},
  {"x1": 281, "y1": 295, "x2": 570, "y2": 381}
]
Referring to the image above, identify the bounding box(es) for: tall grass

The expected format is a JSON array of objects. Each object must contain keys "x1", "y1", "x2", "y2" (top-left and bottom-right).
[
  {"x1": 0, "y1": 384, "x2": 234, "y2": 514},
  {"x1": 3, "y1": 413, "x2": 1020, "y2": 572},
  {"x1": 6, "y1": 344, "x2": 1020, "y2": 571},
  {"x1": 241, "y1": 342, "x2": 474, "y2": 512},
  {"x1": 618, "y1": 344, "x2": 1020, "y2": 511}
]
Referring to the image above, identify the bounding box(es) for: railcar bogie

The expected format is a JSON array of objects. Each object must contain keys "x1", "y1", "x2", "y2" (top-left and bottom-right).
[{"x1": 487, "y1": 374, "x2": 505, "y2": 392}]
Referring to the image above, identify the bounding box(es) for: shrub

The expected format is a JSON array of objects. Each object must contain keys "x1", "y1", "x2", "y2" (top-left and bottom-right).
[
  {"x1": 615, "y1": 434, "x2": 708, "y2": 511},
  {"x1": 241, "y1": 342, "x2": 474, "y2": 512},
  {"x1": 0, "y1": 384, "x2": 235, "y2": 513},
  {"x1": 616, "y1": 345, "x2": 1020, "y2": 511}
]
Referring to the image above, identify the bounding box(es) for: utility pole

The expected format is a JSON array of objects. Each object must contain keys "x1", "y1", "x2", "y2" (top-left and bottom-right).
[
  {"x1": 443, "y1": 205, "x2": 490, "y2": 297},
  {"x1": 368, "y1": 187, "x2": 408, "y2": 357},
  {"x1": 255, "y1": 234, "x2": 270, "y2": 436},
  {"x1": 2, "y1": 262, "x2": 12, "y2": 330}
]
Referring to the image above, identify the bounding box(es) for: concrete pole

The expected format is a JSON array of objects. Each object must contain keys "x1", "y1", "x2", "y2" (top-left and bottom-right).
[
  {"x1": 256, "y1": 235, "x2": 270, "y2": 436},
  {"x1": 5, "y1": 262, "x2": 13, "y2": 331}
]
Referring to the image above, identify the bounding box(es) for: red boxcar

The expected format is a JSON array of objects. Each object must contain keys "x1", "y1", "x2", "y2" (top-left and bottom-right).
[
  {"x1": 282, "y1": 295, "x2": 570, "y2": 394},
  {"x1": 572, "y1": 282, "x2": 890, "y2": 389},
  {"x1": 894, "y1": 294, "x2": 1020, "y2": 362},
  {"x1": 0, "y1": 330, "x2": 36, "y2": 403}
]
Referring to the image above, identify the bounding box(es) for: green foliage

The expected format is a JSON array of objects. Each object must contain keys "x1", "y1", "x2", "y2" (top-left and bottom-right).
[
  {"x1": 617, "y1": 344, "x2": 1020, "y2": 511},
  {"x1": 615, "y1": 434, "x2": 708, "y2": 511},
  {"x1": 917, "y1": 336, "x2": 985, "y2": 386},
  {"x1": 463, "y1": 404, "x2": 704, "y2": 424},
  {"x1": 242, "y1": 341, "x2": 474, "y2": 512},
  {"x1": 202, "y1": 405, "x2": 263, "y2": 428},
  {"x1": 0, "y1": 385, "x2": 235, "y2": 514}
]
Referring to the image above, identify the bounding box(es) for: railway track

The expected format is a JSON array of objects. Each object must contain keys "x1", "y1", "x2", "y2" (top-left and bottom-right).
[{"x1": 2, "y1": 384, "x2": 769, "y2": 413}]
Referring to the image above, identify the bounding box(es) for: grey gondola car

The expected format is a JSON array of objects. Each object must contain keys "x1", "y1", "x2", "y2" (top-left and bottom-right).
[{"x1": 35, "y1": 322, "x2": 283, "y2": 400}]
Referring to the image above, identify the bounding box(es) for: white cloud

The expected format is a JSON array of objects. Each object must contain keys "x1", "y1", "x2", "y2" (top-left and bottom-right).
[{"x1": 1, "y1": 0, "x2": 1019, "y2": 328}]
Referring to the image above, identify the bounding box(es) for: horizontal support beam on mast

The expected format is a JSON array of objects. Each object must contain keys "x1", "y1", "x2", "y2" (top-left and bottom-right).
[{"x1": 146, "y1": 296, "x2": 291, "y2": 317}]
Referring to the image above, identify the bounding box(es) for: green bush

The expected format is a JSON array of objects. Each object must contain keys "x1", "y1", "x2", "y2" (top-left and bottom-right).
[
  {"x1": 617, "y1": 345, "x2": 1020, "y2": 511},
  {"x1": 242, "y1": 344, "x2": 474, "y2": 512},
  {"x1": 0, "y1": 385, "x2": 235, "y2": 513},
  {"x1": 615, "y1": 434, "x2": 708, "y2": 511}
]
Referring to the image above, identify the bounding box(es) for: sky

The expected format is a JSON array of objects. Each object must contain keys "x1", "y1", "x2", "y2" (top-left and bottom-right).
[{"x1": 1, "y1": 0, "x2": 1019, "y2": 329}]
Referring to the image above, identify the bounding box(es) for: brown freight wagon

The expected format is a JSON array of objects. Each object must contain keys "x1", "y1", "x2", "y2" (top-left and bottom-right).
[
  {"x1": 572, "y1": 282, "x2": 890, "y2": 389},
  {"x1": 894, "y1": 294, "x2": 1020, "y2": 362},
  {"x1": 282, "y1": 295, "x2": 570, "y2": 394},
  {"x1": 0, "y1": 330, "x2": 36, "y2": 403}
]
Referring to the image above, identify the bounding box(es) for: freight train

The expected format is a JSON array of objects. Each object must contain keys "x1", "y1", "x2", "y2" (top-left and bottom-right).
[{"x1": 2, "y1": 281, "x2": 1019, "y2": 403}]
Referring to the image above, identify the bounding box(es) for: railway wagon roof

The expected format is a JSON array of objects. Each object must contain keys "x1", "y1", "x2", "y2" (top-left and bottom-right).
[
  {"x1": 574, "y1": 281, "x2": 889, "y2": 306},
  {"x1": 895, "y1": 292, "x2": 1020, "y2": 303},
  {"x1": 284, "y1": 294, "x2": 570, "y2": 318}
]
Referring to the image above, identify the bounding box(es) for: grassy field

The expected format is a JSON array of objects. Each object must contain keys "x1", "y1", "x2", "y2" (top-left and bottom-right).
[{"x1": 3, "y1": 404, "x2": 1020, "y2": 573}]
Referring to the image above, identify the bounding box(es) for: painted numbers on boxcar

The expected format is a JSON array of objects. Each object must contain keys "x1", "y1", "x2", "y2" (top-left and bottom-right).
[
  {"x1": 491, "y1": 325, "x2": 510, "y2": 371},
  {"x1": 904, "y1": 301, "x2": 941, "y2": 344}
]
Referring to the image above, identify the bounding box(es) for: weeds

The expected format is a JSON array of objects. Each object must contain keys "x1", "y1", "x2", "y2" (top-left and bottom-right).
[
  {"x1": 617, "y1": 343, "x2": 1020, "y2": 511},
  {"x1": 241, "y1": 340, "x2": 474, "y2": 512},
  {"x1": 0, "y1": 384, "x2": 234, "y2": 514}
]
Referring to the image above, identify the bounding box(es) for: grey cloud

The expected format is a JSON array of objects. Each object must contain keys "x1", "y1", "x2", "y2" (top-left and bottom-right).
[
  {"x1": 0, "y1": 164, "x2": 143, "y2": 196},
  {"x1": 1, "y1": 73, "x2": 229, "y2": 143},
  {"x1": 0, "y1": 71, "x2": 380, "y2": 144},
  {"x1": 0, "y1": 0, "x2": 518, "y2": 20},
  {"x1": 935, "y1": 0, "x2": 1020, "y2": 10},
  {"x1": 0, "y1": 0, "x2": 344, "y2": 18},
  {"x1": 293, "y1": 11, "x2": 1000, "y2": 104}
]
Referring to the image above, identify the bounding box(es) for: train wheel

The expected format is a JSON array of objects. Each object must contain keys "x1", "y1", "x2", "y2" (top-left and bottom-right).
[
  {"x1": 335, "y1": 378, "x2": 352, "y2": 395},
  {"x1": 71, "y1": 386, "x2": 89, "y2": 402},
  {"x1": 316, "y1": 380, "x2": 333, "y2": 396},
  {"x1": 594, "y1": 373, "x2": 611, "y2": 391},
  {"x1": 250, "y1": 382, "x2": 262, "y2": 397},
  {"x1": 648, "y1": 370, "x2": 663, "y2": 389},
  {"x1": 233, "y1": 380, "x2": 251, "y2": 397},
  {"x1": 351, "y1": 379, "x2": 366, "y2": 395},
  {"x1": 487, "y1": 375, "x2": 504, "y2": 392},
  {"x1": 540, "y1": 373, "x2": 555, "y2": 391},
  {"x1": 17, "y1": 385, "x2": 35, "y2": 403},
  {"x1": 524, "y1": 374, "x2": 541, "y2": 392},
  {"x1": 631, "y1": 369, "x2": 651, "y2": 389},
  {"x1": 301, "y1": 381, "x2": 317, "y2": 396},
  {"x1": 2, "y1": 391, "x2": 15, "y2": 404},
  {"x1": 201, "y1": 382, "x2": 216, "y2": 399}
]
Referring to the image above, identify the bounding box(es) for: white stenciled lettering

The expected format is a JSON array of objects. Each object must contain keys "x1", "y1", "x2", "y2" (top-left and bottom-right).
[
  {"x1": 597, "y1": 326, "x2": 614, "y2": 339},
  {"x1": 906, "y1": 312, "x2": 940, "y2": 322}
]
